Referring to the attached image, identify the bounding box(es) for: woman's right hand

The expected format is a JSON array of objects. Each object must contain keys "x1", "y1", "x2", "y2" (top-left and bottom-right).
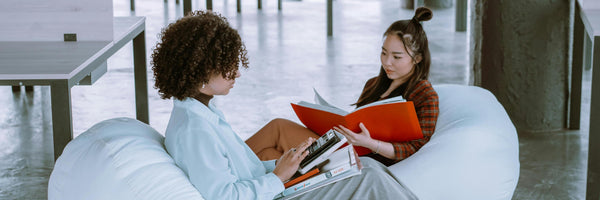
[{"x1": 272, "y1": 137, "x2": 315, "y2": 182}]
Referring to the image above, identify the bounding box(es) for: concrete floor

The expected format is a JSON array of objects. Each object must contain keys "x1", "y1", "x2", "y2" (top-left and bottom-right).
[{"x1": 0, "y1": 0, "x2": 590, "y2": 199}]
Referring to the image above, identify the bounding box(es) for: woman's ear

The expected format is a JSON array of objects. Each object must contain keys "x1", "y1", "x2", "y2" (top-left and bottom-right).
[{"x1": 414, "y1": 54, "x2": 423, "y2": 64}]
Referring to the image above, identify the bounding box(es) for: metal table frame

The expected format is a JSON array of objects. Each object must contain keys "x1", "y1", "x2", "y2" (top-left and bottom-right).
[{"x1": 571, "y1": 1, "x2": 600, "y2": 199}]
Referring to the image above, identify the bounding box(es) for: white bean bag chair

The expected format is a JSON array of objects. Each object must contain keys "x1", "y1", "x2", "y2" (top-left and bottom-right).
[
  {"x1": 48, "y1": 84, "x2": 519, "y2": 200},
  {"x1": 47, "y1": 117, "x2": 205, "y2": 200},
  {"x1": 388, "y1": 84, "x2": 520, "y2": 200}
]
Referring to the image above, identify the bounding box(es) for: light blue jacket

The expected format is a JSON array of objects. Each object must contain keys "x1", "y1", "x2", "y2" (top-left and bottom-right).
[{"x1": 164, "y1": 98, "x2": 284, "y2": 200}]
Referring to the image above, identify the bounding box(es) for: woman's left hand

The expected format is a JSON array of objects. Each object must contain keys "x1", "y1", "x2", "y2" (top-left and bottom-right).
[{"x1": 333, "y1": 123, "x2": 376, "y2": 148}]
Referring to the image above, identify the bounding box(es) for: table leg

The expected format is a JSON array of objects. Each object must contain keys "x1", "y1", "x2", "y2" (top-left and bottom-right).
[
  {"x1": 455, "y1": 0, "x2": 467, "y2": 32},
  {"x1": 207, "y1": 0, "x2": 212, "y2": 10},
  {"x1": 327, "y1": 0, "x2": 332, "y2": 36},
  {"x1": 50, "y1": 80, "x2": 73, "y2": 160},
  {"x1": 413, "y1": 0, "x2": 425, "y2": 8},
  {"x1": 587, "y1": 36, "x2": 600, "y2": 200},
  {"x1": 586, "y1": 33, "x2": 593, "y2": 71},
  {"x1": 571, "y1": 5, "x2": 584, "y2": 130},
  {"x1": 133, "y1": 31, "x2": 149, "y2": 124},
  {"x1": 184, "y1": 0, "x2": 192, "y2": 15}
]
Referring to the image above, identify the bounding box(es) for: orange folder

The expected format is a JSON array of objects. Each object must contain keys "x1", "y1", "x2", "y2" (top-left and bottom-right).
[{"x1": 291, "y1": 101, "x2": 423, "y2": 155}]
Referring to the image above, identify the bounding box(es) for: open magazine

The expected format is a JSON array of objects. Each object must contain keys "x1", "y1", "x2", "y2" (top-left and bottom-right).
[
  {"x1": 290, "y1": 88, "x2": 423, "y2": 155},
  {"x1": 297, "y1": 129, "x2": 347, "y2": 174},
  {"x1": 275, "y1": 145, "x2": 361, "y2": 200}
]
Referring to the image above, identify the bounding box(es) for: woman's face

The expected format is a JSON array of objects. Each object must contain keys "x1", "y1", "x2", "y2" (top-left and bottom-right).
[
  {"x1": 199, "y1": 70, "x2": 240, "y2": 95},
  {"x1": 380, "y1": 34, "x2": 420, "y2": 84}
]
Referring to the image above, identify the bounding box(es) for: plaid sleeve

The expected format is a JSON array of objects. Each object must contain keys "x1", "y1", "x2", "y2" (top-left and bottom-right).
[{"x1": 390, "y1": 80, "x2": 439, "y2": 161}]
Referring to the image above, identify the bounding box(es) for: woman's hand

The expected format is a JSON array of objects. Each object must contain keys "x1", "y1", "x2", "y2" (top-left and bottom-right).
[
  {"x1": 272, "y1": 137, "x2": 315, "y2": 182},
  {"x1": 334, "y1": 123, "x2": 377, "y2": 149}
]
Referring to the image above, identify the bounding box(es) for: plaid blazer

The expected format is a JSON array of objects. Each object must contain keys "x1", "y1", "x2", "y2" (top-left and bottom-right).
[{"x1": 360, "y1": 78, "x2": 439, "y2": 165}]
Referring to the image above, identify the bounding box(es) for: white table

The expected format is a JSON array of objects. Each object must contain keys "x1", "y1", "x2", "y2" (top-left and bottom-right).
[{"x1": 0, "y1": 16, "x2": 148, "y2": 160}]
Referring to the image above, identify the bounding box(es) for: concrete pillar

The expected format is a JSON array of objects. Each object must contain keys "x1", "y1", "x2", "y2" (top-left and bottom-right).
[{"x1": 469, "y1": 0, "x2": 572, "y2": 132}]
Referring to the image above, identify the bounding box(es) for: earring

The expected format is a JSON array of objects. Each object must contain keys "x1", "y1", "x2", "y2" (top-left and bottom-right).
[{"x1": 202, "y1": 84, "x2": 205, "y2": 89}]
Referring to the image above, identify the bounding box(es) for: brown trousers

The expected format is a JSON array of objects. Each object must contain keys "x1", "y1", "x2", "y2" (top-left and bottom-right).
[{"x1": 245, "y1": 118, "x2": 319, "y2": 161}]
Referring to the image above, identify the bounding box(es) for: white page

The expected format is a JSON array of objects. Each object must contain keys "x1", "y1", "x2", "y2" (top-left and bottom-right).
[
  {"x1": 306, "y1": 89, "x2": 405, "y2": 115},
  {"x1": 321, "y1": 145, "x2": 353, "y2": 171},
  {"x1": 313, "y1": 88, "x2": 336, "y2": 107},
  {"x1": 296, "y1": 101, "x2": 349, "y2": 116},
  {"x1": 354, "y1": 95, "x2": 406, "y2": 112}
]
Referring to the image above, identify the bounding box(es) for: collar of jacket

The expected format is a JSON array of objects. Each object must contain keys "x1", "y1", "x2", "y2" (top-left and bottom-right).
[{"x1": 173, "y1": 97, "x2": 224, "y2": 125}]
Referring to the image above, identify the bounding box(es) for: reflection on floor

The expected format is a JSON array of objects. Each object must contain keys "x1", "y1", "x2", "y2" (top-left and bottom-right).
[{"x1": 0, "y1": 0, "x2": 590, "y2": 199}]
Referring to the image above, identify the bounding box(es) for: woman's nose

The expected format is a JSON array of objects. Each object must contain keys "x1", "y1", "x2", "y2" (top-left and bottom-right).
[{"x1": 382, "y1": 55, "x2": 392, "y2": 66}]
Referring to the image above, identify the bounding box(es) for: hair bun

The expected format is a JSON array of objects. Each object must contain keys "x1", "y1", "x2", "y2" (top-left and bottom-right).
[{"x1": 413, "y1": 7, "x2": 433, "y2": 22}]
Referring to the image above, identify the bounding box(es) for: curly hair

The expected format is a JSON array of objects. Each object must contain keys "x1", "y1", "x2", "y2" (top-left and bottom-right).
[{"x1": 151, "y1": 10, "x2": 249, "y2": 100}]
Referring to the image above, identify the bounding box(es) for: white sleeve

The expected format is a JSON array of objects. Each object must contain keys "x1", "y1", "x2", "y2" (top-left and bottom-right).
[
  {"x1": 175, "y1": 126, "x2": 284, "y2": 200},
  {"x1": 262, "y1": 160, "x2": 277, "y2": 172}
]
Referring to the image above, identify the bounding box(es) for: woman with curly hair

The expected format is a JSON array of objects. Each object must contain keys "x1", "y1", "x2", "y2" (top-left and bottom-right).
[{"x1": 153, "y1": 10, "x2": 417, "y2": 200}]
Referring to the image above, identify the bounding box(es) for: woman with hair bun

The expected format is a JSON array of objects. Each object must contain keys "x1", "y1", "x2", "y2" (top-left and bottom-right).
[
  {"x1": 247, "y1": 7, "x2": 439, "y2": 167},
  {"x1": 334, "y1": 7, "x2": 439, "y2": 166}
]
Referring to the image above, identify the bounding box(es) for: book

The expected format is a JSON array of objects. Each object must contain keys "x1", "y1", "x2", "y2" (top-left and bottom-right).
[
  {"x1": 297, "y1": 129, "x2": 347, "y2": 174},
  {"x1": 290, "y1": 88, "x2": 423, "y2": 155},
  {"x1": 284, "y1": 168, "x2": 320, "y2": 188},
  {"x1": 274, "y1": 145, "x2": 361, "y2": 200}
]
